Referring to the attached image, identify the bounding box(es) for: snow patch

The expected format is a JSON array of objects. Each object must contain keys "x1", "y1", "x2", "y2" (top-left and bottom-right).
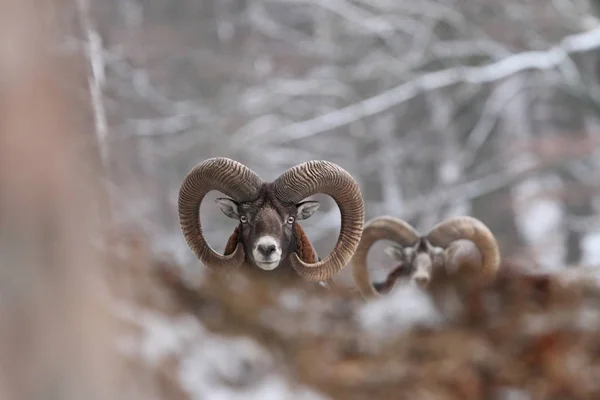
[
  {"x1": 357, "y1": 283, "x2": 443, "y2": 338},
  {"x1": 582, "y1": 233, "x2": 600, "y2": 265},
  {"x1": 116, "y1": 305, "x2": 330, "y2": 400}
]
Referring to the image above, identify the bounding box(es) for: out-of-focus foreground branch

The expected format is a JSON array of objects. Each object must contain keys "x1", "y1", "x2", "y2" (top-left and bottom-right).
[{"x1": 0, "y1": 1, "x2": 119, "y2": 399}]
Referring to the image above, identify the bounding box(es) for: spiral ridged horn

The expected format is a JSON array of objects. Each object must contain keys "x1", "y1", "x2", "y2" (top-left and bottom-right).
[
  {"x1": 272, "y1": 160, "x2": 364, "y2": 282},
  {"x1": 178, "y1": 157, "x2": 263, "y2": 271},
  {"x1": 426, "y1": 216, "x2": 500, "y2": 283},
  {"x1": 351, "y1": 216, "x2": 420, "y2": 299}
]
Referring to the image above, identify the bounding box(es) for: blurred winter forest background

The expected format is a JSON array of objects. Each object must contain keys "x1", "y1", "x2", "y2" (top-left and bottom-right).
[
  {"x1": 2, "y1": 0, "x2": 600, "y2": 399},
  {"x1": 74, "y1": 0, "x2": 600, "y2": 280}
]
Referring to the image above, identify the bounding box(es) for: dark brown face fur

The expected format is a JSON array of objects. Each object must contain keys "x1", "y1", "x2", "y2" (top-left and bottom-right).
[{"x1": 216, "y1": 185, "x2": 320, "y2": 271}]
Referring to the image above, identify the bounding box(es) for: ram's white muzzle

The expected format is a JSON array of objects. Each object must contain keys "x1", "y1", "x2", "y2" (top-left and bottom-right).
[{"x1": 252, "y1": 235, "x2": 283, "y2": 270}]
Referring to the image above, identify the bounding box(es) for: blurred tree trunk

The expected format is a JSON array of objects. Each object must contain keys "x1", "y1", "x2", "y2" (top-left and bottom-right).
[
  {"x1": 470, "y1": 166, "x2": 527, "y2": 257},
  {"x1": 552, "y1": 90, "x2": 594, "y2": 265},
  {"x1": 560, "y1": 167, "x2": 594, "y2": 264},
  {"x1": 467, "y1": 88, "x2": 527, "y2": 257}
]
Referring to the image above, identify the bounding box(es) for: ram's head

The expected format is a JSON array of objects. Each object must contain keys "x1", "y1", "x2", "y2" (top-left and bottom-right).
[
  {"x1": 351, "y1": 216, "x2": 501, "y2": 298},
  {"x1": 178, "y1": 157, "x2": 365, "y2": 283}
]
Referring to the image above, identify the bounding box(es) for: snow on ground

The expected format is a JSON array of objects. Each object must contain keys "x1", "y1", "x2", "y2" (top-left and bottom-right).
[
  {"x1": 116, "y1": 304, "x2": 330, "y2": 400},
  {"x1": 357, "y1": 283, "x2": 444, "y2": 340}
]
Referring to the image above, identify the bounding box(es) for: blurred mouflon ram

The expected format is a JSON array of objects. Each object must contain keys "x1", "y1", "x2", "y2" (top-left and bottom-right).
[
  {"x1": 350, "y1": 215, "x2": 501, "y2": 298},
  {"x1": 178, "y1": 157, "x2": 365, "y2": 285}
]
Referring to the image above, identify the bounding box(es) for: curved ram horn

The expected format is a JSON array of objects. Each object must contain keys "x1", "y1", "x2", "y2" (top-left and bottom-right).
[
  {"x1": 272, "y1": 160, "x2": 365, "y2": 282},
  {"x1": 351, "y1": 216, "x2": 420, "y2": 299},
  {"x1": 178, "y1": 157, "x2": 263, "y2": 271},
  {"x1": 425, "y1": 216, "x2": 500, "y2": 283}
]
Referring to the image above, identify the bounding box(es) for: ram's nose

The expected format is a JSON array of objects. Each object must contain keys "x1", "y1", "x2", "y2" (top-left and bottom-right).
[
  {"x1": 257, "y1": 243, "x2": 276, "y2": 257},
  {"x1": 252, "y1": 236, "x2": 282, "y2": 269},
  {"x1": 414, "y1": 275, "x2": 430, "y2": 288}
]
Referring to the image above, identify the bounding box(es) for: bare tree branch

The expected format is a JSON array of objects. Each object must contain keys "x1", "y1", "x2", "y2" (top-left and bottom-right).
[
  {"x1": 76, "y1": 0, "x2": 110, "y2": 170},
  {"x1": 244, "y1": 26, "x2": 600, "y2": 146}
]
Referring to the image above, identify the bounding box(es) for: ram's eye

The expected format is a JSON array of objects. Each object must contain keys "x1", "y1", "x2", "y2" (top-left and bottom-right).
[
  {"x1": 240, "y1": 216, "x2": 248, "y2": 223},
  {"x1": 286, "y1": 216, "x2": 295, "y2": 224}
]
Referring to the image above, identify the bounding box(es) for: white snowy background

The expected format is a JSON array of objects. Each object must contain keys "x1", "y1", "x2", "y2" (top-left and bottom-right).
[
  {"x1": 74, "y1": 1, "x2": 600, "y2": 396},
  {"x1": 68, "y1": 0, "x2": 600, "y2": 280}
]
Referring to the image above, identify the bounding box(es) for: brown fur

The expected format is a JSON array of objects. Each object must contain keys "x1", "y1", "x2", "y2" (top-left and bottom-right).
[
  {"x1": 223, "y1": 224, "x2": 317, "y2": 263},
  {"x1": 223, "y1": 226, "x2": 240, "y2": 256},
  {"x1": 294, "y1": 224, "x2": 318, "y2": 263}
]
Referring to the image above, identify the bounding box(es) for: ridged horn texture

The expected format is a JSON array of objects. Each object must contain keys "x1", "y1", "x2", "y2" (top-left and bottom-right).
[
  {"x1": 351, "y1": 216, "x2": 420, "y2": 299},
  {"x1": 272, "y1": 160, "x2": 364, "y2": 282},
  {"x1": 425, "y1": 216, "x2": 501, "y2": 283},
  {"x1": 178, "y1": 157, "x2": 263, "y2": 271}
]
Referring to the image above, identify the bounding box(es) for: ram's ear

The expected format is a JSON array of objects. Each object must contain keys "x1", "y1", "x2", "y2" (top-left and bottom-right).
[
  {"x1": 296, "y1": 201, "x2": 320, "y2": 220},
  {"x1": 215, "y1": 198, "x2": 239, "y2": 219},
  {"x1": 384, "y1": 245, "x2": 404, "y2": 261}
]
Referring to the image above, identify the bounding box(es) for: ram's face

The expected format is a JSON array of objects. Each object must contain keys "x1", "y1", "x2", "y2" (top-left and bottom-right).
[
  {"x1": 216, "y1": 194, "x2": 320, "y2": 270},
  {"x1": 385, "y1": 239, "x2": 444, "y2": 289},
  {"x1": 409, "y1": 252, "x2": 435, "y2": 288}
]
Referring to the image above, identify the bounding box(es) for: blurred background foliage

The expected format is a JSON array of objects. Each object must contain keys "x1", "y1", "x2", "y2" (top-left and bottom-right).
[{"x1": 70, "y1": 0, "x2": 600, "y2": 284}]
